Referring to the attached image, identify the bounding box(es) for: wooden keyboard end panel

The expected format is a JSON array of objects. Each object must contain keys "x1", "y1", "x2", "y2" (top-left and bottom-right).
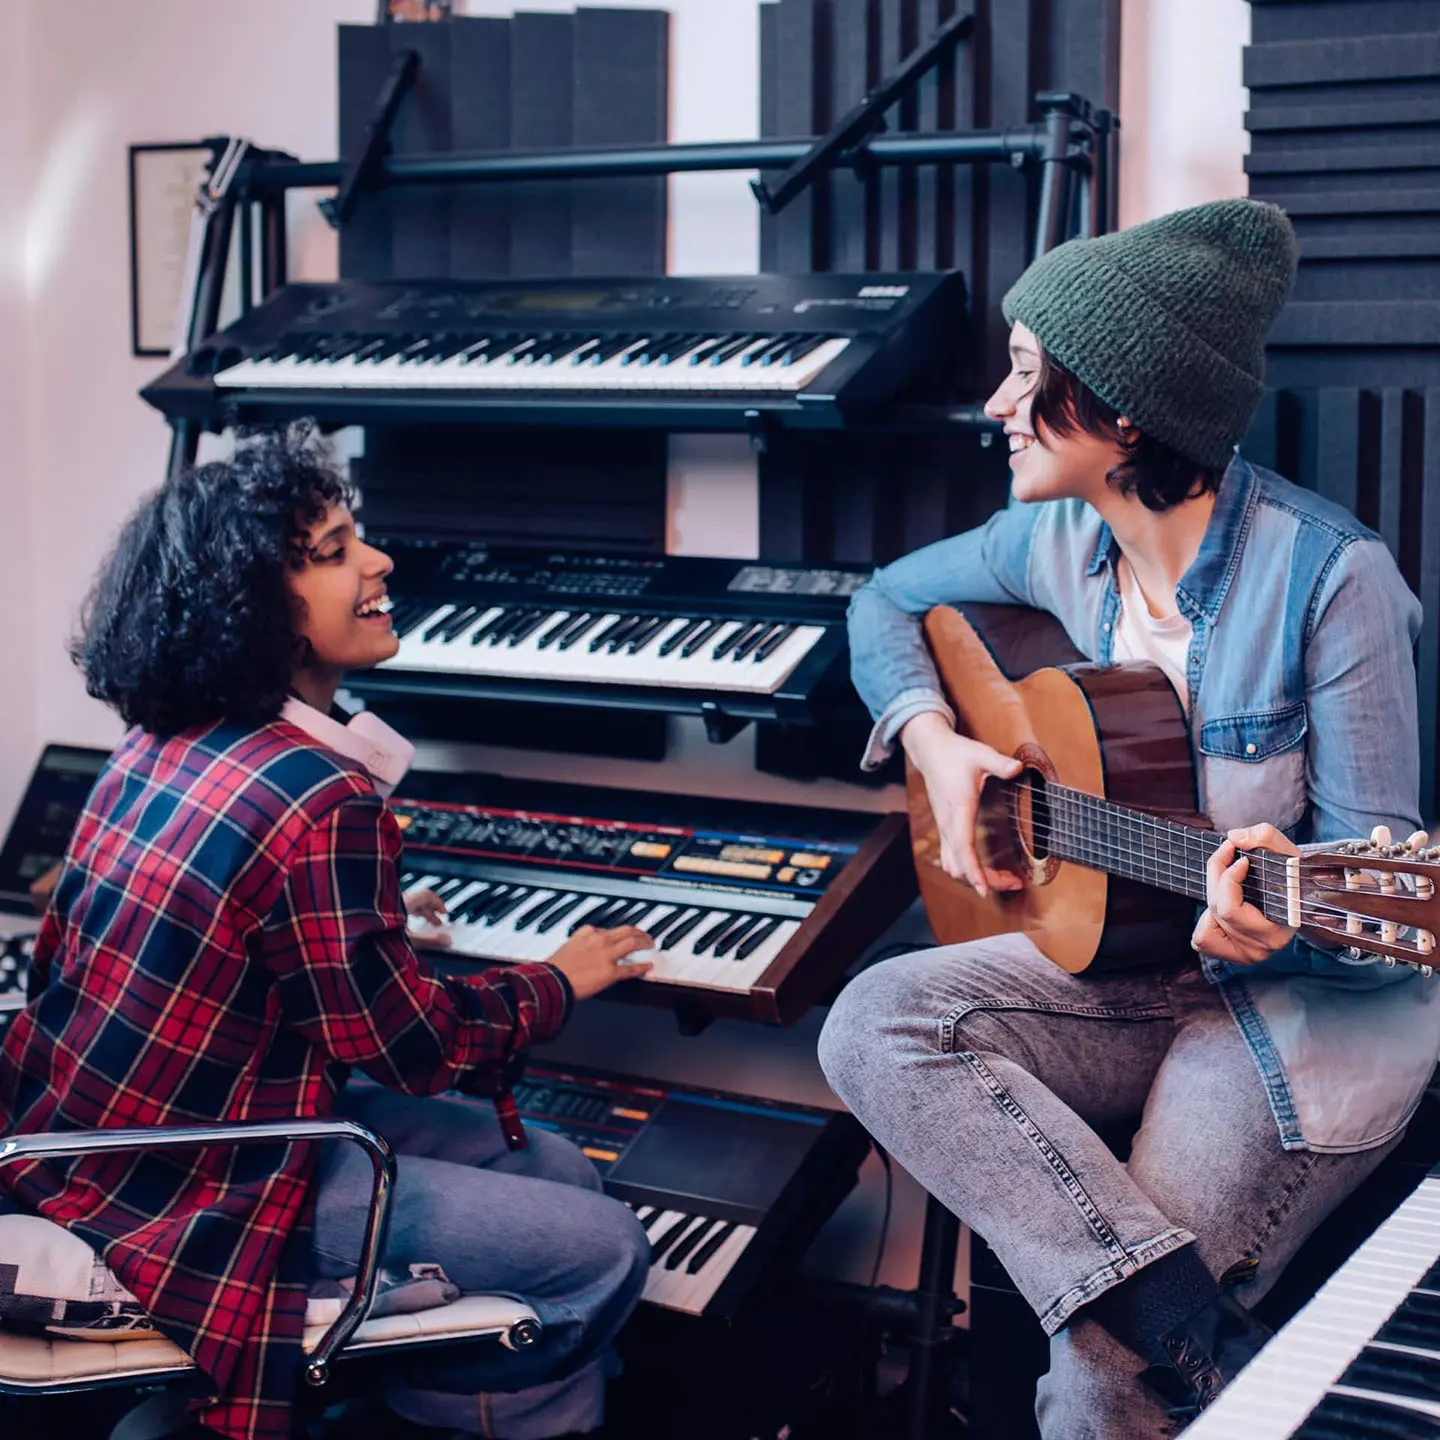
[{"x1": 752, "y1": 812, "x2": 918, "y2": 1026}]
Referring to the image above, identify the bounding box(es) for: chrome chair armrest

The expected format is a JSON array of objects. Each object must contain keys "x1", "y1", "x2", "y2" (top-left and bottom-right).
[{"x1": 0, "y1": 1117, "x2": 396, "y2": 1385}]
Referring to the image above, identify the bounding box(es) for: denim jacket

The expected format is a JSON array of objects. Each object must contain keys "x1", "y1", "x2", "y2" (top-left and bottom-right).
[{"x1": 848, "y1": 455, "x2": 1437, "y2": 1153}]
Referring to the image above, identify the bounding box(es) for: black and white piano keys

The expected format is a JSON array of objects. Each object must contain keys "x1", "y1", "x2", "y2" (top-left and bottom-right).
[
  {"x1": 402, "y1": 868, "x2": 802, "y2": 996},
  {"x1": 213, "y1": 330, "x2": 854, "y2": 397},
  {"x1": 1185, "y1": 1171, "x2": 1440, "y2": 1437},
  {"x1": 382, "y1": 595, "x2": 828, "y2": 698},
  {"x1": 625, "y1": 1204, "x2": 759, "y2": 1316}
]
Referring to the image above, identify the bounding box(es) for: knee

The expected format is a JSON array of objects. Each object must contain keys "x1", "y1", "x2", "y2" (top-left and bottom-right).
[
  {"x1": 513, "y1": 1128, "x2": 606, "y2": 1193},
  {"x1": 818, "y1": 956, "x2": 927, "y2": 1110},
  {"x1": 578, "y1": 1192, "x2": 652, "y2": 1310}
]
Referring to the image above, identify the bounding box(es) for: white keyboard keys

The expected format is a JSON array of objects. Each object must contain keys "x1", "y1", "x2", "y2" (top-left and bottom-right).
[
  {"x1": 215, "y1": 334, "x2": 851, "y2": 397},
  {"x1": 380, "y1": 602, "x2": 827, "y2": 696},
  {"x1": 628, "y1": 1204, "x2": 759, "y2": 1315},
  {"x1": 1185, "y1": 1177, "x2": 1440, "y2": 1438},
  {"x1": 429, "y1": 876, "x2": 802, "y2": 995}
]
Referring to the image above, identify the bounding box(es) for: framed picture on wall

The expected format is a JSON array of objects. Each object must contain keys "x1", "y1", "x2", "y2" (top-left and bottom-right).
[{"x1": 128, "y1": 142, "x2": 213, "y2": 358}]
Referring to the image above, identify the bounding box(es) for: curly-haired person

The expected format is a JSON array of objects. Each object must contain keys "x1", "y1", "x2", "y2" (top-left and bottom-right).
[{"x1": 0, "y1": 427, "x2": 652, "y2": 1440}]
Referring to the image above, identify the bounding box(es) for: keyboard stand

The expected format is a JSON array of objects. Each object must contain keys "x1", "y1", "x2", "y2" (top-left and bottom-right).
[{"x1": 902, "y1": 1195, "x2": 966, "y2": 1439}]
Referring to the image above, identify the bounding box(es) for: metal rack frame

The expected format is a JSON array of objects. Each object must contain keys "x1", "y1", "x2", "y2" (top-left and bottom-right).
[{"x1": 164, "y1": 90, "x2": 1110, "y2": 481}]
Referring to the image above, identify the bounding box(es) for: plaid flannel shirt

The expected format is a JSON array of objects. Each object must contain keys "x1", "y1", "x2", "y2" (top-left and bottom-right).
[{"x1": 0, "y1": 721, "x2": 570, "y2": 1439}]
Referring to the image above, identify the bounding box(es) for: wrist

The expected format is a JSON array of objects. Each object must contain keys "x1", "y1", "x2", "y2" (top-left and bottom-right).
[{"x1": 900, "y1": 709, "x2": 955, "y2": 767}]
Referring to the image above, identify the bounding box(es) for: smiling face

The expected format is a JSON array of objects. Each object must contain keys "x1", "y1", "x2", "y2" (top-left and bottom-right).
[
  {"x1": 985, "y1": 322, "x2": 1128, "y2": 506},
  {"x1": 287, "y1": 504, "x2": 397, "y2": 694}
]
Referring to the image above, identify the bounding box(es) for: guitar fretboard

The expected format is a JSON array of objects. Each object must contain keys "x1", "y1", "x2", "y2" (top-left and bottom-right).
[{"x1": 1017, "y1": 780, "x2": 1290, "y2": 925}]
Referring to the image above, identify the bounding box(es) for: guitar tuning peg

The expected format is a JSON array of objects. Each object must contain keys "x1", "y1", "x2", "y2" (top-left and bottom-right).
[
  {"x1": 1407, "y1": 830, "x2": 1431, "y2": 853},
  {"x1": 1422, "y1": 966, "x2": 1436, "y2": 980},
  {"x1": 1371, "y1": 825, "x2": 1394, "y2": 849}
]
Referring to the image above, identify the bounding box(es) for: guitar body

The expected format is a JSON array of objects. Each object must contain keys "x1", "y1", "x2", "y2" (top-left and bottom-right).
[{"x1": 907, "y1": 604, "x2": 1202, "y2": 973}]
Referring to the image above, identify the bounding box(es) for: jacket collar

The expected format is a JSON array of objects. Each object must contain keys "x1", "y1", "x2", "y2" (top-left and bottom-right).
[{"x1": 1084, "y1": 453, "x2": 1257, "y2": 621}]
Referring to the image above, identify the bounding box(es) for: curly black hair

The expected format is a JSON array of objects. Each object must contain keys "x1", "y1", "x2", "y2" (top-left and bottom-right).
[
  {"x1": 74, "y1": 424, "x2": 352, "y2": 735},
  {"x1": 1029, "y1": 348, "x2": 1224, "y2": 512}
]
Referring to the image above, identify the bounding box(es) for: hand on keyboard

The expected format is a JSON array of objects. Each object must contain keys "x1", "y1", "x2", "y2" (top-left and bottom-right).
[
  {"x1": 547, "y1": 924, "x2": 655, "y2": 1001},
  {"x1": 404, "y1": 886, "x2": 452, "y2": 950}
]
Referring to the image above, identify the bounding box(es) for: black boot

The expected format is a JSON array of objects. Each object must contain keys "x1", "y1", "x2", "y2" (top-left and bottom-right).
[{"x1": 1155, "y1": 1292, "x2": 1271, "y2": 1418}]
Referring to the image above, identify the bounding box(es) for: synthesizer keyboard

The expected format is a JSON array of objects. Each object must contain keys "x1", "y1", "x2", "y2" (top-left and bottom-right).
[
  {"x1": 0, "y1": 937, "x2": 28, "y2": 1023},
  {"x1": 141, "y1": 273, "x2": 967, "y2": 433},
  {"x1": 1186, "y1": 1171, "x2": 1440, "y2": 1437},
  {"x1": 393, "y1": 768, "x2": 915, "y2": 1026},
  {"x1": 450, "y1": 1061, "x2": 869, "y2": 1319},
  {"x1": 346, "y1": 537, "x2": 871, "y2": 725}
]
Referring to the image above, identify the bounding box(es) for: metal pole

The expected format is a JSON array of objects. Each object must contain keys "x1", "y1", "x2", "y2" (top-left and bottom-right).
[
  {"x1": 1033, "y1": 105, "x2": 1077, "y2": 260},
  {"x1": 237, "y1": 197, "x2": 254, "y2": 317},
  {"x1": 165, "y1": 420, "x2": 199, "y2": 482},
  {"x1": 184, "y1": 194, "x2": 238, "y2": 355},
  {"x1": 905, "y1": 1194, "x2": 964, "y2": 1440},
  {"x1": 240, "y1": 130, "x2": 1052, "y2": 194},
  {"x1": 260, "y1": 193, "x2": 288, "y2": 297}
]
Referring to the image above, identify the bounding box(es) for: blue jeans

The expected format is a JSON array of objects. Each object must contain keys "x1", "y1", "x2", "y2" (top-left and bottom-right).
[
  {"x1": 313, "y1": 1084, "x2": 650, "y2": 1438},
  {"x1": 817, "y1": 936, "x2": 1399, "y2": 1440}
]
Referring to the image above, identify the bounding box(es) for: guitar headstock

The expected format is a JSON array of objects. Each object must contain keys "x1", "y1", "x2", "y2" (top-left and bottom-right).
[{"x1": 1298, "y1": 827, "x2": 1439, "y2": 973}]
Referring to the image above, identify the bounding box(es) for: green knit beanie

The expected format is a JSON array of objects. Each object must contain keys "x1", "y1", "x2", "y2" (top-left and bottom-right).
[{"x1": 1001, "y1": 199, "x2": 1299, "y2": 469}]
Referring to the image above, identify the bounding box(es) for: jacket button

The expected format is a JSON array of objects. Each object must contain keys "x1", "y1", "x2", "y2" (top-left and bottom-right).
[{"x1": 1245, "y1": 742, "x2": 1257, "y2": 755}]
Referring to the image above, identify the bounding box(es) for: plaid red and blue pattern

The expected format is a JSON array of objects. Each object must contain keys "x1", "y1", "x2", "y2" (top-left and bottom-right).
[{"x1": 0, "y1": 721, "x2": 570, "y2": 1439}]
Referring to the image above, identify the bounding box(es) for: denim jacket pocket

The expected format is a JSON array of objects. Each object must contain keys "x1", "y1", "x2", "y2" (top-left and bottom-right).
[{"x1": 1197, "y1": 702, "x2": 1308, "y2": 833}]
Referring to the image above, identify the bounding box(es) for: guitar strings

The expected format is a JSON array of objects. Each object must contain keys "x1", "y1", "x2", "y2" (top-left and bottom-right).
[
  {"x1": 999, "y1": 797, "x2": 1357, "y2": 915},
  {"x1": 985, "y1": 817, "x2": 1398, "y2": 936},
  {"x1": 991, "y1": 788, "x2": 1412, "y2": 932}
]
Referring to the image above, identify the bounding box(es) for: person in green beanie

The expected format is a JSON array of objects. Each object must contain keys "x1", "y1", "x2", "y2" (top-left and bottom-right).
[{"x1": 820, "y1": 198, "x2": 1430, "y2": 1435}]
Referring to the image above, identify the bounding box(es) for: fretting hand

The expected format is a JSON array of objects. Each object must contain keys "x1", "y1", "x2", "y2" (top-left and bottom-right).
[
  {"x1": 1192, "y1": 822, "x2": 1299, "y2": 965},
  {"x1": 902, "y1": 712, "x2": 1024, "y2": 899},
  {"x1": 546, "y1": 924, "x2": 655, "y2": 1001}
]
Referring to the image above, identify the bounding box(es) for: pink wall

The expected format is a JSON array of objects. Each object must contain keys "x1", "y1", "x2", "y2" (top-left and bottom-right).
[{"x1": 0, "y1": 0, "x2": 36, "y2": 833}]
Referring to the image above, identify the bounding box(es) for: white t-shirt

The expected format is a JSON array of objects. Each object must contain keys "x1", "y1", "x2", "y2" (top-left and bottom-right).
[{"x1": 1110, "y1": 557, "x2": 1193, "y2": 714}]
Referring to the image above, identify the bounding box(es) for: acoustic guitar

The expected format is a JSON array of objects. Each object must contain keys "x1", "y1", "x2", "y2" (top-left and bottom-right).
[{"x1": 906, "y1": 604, "x2": 1440, "y2": 975}]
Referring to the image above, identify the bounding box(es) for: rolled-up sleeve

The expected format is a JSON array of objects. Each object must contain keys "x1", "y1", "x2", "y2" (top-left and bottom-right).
[
  {"x1": 262, "y1": 795, "x2": 571, "y2": 1095},
  {"x1": 847, "y1": 503, "x2": 1041, "y2": 768}
]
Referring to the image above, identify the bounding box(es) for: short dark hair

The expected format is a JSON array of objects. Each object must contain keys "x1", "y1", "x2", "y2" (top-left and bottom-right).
[
  {"x1": 74, "y1": 424, "x2": 351, "y2": 735},
  {"x1": 1029, "y1": 348, "x2": 1224, "y2": 512}
]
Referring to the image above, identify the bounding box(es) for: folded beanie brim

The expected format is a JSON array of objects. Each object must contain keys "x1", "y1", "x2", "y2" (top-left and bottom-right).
[{"x1": 1003, "y1": 245, "x2": 1262, "y2": 469}]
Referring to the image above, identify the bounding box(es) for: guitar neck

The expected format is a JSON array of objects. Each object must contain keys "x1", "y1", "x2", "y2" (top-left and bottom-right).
[{"x1": 1035, "y1": 783, "x2": 1291, "y2": 927}]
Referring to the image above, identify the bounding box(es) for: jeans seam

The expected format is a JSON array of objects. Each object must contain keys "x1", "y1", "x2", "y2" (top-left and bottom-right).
[
  {"x1": 939, "y1": 999, "x2": 1171, "y2": 1054},
  {"x1": 956, "y1": 1049, "x2": 1137, "y2": 1266},
  {"x1": 1233, "y1": 1151, "x2": 1323, "y2": 1270}
]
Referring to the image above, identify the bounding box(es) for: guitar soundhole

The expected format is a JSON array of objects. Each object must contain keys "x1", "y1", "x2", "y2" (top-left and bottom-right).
[{"x1": 1011, "y1": 745, "x2": 1062, "y2": 886}]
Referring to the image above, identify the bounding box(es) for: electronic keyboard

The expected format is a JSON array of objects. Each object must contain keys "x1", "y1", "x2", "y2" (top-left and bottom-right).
[
  {"x1": 393, "y1": 768, "x2": 916, "y2": 1026},
  {"x1": 0, "y1": 745, "x2": 110, "y2": 1038},
  {"x1": 450, "y1": 1060, "x2": 869, "y2": 1319},
  {"x1": 141, "y1": 273, "x2": 968, "y2": 433},
  {"x1": 345, "y1": 536, "x2": 871, "y2": 726},
  {"x1": 0, "y1": 938, "x2": 28, "y2": 1023},
  {"x1": 1186, "y1": 1170, "x2": 1440, "y2": 1437}
]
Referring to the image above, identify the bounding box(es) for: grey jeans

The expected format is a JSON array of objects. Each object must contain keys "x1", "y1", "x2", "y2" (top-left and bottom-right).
[
  {"x1": 817, "y1": 935, "x2": 1399, "y2": 1440},
  {"x1": 313, "y1": 1084, "x2": 651, "y2": 1439}
]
